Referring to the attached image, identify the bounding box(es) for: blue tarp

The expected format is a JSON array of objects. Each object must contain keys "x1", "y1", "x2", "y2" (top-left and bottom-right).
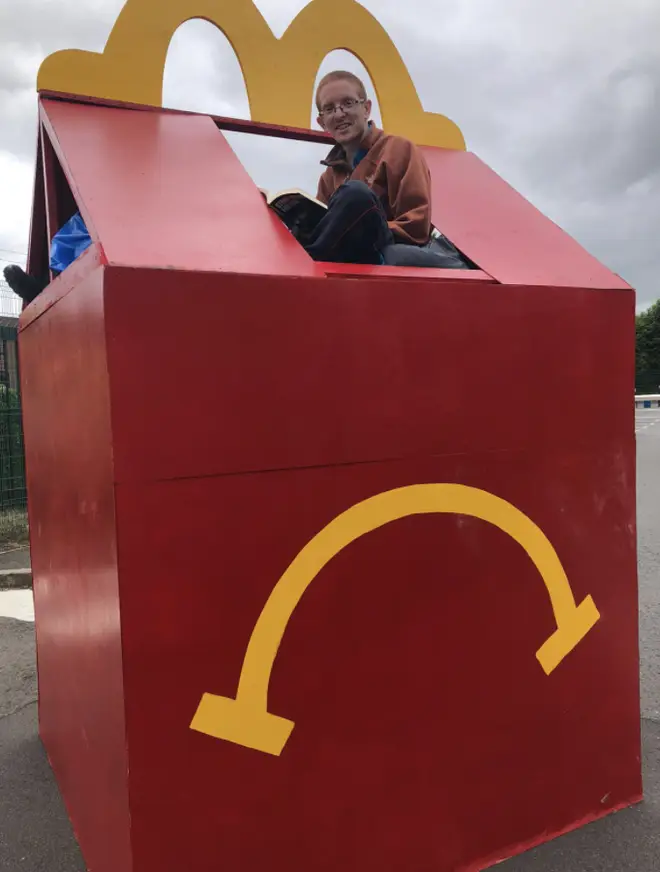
[{"x1": 49, "y1": 212, "x2": 92, "y2": 273}]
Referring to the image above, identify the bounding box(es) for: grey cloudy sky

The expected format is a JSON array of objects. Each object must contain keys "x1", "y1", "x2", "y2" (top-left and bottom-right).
[{"x1": 0, "y1": 0, "x2": 658, "y2": 308}]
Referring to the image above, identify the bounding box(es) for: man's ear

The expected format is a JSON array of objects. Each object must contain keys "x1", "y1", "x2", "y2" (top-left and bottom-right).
[
  {"x1": 317, "y1": 113, "x2": 327, "y2": 131},
  {"x1": 364, "y1": 99, "x2": 373, "y2": 119}
]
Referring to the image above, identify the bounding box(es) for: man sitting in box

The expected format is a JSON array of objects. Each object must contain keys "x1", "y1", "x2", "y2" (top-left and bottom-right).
[
  {"x1": 3, "y1": 70, "x2": 470, "y2": 304},
  {"x1": 309, "y1": 70, "x2": 470, "y2": 268}
]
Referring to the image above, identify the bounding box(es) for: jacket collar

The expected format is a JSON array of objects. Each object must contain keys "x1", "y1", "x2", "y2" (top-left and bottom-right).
[{"x1": 321, "y1": 123, "x2": 384, "y2": 170}]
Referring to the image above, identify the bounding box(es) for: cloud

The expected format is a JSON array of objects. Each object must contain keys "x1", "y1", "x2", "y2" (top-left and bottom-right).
[
  {"x1": 369, "y1": 0, "x2": 660, "y2": 302},
  {"x1": 0, "y1": 151, "x2": 34, "y2": 257},
  {"x1": 0, "y1": 0, "x2": 658, "y2": 309}
]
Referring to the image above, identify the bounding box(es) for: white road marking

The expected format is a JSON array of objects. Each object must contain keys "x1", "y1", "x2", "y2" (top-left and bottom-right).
[
  {"x1": 635, "y1": 412, "x2": 660, "y2": 433},
  {"x1": 0, "y1": 590, "x2": 35, "y2": 622}
]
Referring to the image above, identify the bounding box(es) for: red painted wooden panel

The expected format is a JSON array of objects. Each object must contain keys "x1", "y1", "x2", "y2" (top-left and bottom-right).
[
  {"x1": 321, "y1": 262, "x2": 495, "y2": 281},
  {"x1": 19, "y1": 243, "x2": 102, "y2": 331},
  {"x1": 19, "y1": 264, "x2": 131, "y2": 872},
  {"x1": 19, "y1": 256, "x2": 639, "y2": 872},
  {"x1": 26, "y1": 129, "x2": 48, "y2": 280},
  {"x1": 115, "y1": 446, "x2": 640, "y2": 872},
  {"x1": 39, "y1": 90, "x2": 335, "y2": 145},
  {"x1": 423, "y1": 147, "x2": 632, "y2": 290},
  {"x1": 40, "y1": 98, "x2": 321, "y2": 277},
  {"x1": 36, "y1": 94, "x2": 631, "y2": 291},
  {"x1": 103, "y1": 267, "x2": 635, "y2": 485}
]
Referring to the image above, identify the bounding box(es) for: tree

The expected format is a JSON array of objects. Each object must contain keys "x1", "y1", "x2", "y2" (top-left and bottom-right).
[{"x1": 636, "y1": 300, "x2": 660, "y2": 393}]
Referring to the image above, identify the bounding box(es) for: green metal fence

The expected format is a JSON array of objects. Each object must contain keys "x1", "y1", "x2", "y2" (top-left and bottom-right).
[{"x1": 0, "y1": 323, "x2": 26, "y2": 510}]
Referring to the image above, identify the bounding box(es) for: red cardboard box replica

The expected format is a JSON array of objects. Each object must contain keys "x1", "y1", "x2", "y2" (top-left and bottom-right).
[{"x1": 19, "y1": 2, "x2": 641, "y2": 871}]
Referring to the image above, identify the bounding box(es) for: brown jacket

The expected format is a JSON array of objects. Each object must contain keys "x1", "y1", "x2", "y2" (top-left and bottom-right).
[{"x1": 316, "y1": 125, "x2": 432, "y2": 246}]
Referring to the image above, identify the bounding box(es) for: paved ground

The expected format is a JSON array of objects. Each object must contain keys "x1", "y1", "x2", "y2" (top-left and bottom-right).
[
  {"x1": 0, "y1": 412, "x2": 658, "y2": 870},
  {"x1": 636, "y1": 409, "x2": 660, "y2": 725}
]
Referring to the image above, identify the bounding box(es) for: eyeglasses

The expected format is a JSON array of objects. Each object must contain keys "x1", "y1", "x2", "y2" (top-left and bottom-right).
[{"x1": 318, "y1": 98, "x2": 365, "y2": 117}]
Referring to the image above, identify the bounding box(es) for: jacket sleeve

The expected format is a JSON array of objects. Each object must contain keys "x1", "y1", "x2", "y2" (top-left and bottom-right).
[
  {"x1": 316, "y1": 170, "x2": 334, "y2": 204},
  {"x1": 385, "y1": 139, "x2": 432, "y2": 245}
]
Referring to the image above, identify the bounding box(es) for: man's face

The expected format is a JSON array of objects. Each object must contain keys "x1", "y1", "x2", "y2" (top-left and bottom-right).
[{"x1": 317, "y1": 79, "x2": 372, "y2": 148}]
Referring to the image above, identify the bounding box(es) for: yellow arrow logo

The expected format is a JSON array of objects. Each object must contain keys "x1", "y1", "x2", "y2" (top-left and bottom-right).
[{"x1": 190, "y1": 484, "x2": 600, "y2": 756}]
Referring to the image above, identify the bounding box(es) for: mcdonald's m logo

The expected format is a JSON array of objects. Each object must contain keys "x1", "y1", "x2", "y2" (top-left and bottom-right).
[{"x1": 37, "y1": 0, "x2": 466, "y2": 149}]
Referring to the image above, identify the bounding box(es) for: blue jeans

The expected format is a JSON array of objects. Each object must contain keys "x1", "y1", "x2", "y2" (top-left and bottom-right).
[{"x1": 383, "y1": 236, "x2": 471, "y2": 269}]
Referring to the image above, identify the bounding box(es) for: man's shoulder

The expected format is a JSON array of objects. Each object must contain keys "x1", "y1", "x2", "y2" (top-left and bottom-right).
[
  {"x1": 380, "y1": 131, "x2": 416, "y2": 146},
  {"x1": 371, "y1": 130, "x2": 418, "y2": 156}
]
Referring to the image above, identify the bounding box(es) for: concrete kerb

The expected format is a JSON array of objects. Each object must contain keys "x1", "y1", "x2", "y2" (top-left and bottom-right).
[{"x1": 0, "y1": 569, "x2": 33, "y2": 590}]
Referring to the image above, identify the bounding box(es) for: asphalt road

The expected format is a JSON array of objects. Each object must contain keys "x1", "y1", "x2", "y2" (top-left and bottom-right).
[{"x1": 1, "y1": 413, "x2": 659, "y2": 871}]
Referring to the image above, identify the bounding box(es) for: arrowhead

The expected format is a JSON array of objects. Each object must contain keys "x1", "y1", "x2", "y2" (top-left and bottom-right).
[{"x1": 190, "y1": 693, "x2": 295, "y2": 756}]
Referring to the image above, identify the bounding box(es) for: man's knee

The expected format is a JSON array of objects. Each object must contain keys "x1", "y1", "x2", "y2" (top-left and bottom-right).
[
  {"x1": 383, "y1": 241, "x2": 471, "y2": 270},
  {"x1": 333, "y1": 179, "x2": 379, "y2": 207}
]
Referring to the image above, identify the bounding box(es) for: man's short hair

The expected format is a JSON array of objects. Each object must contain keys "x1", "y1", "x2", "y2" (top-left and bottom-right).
[{"x1": 315, "y1": 71, "x2": 368, "y2": 110}]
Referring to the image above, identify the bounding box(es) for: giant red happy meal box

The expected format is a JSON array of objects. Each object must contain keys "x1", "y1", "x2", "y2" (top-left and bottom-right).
[{"x1": 19, "y1": 1, "x2": 641, "y2": 870}]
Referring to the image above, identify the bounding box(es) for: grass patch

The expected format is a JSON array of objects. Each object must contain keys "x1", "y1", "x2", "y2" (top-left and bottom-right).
[{"x1": 0, "y1": 508, "x2": 29, "y2": 549}]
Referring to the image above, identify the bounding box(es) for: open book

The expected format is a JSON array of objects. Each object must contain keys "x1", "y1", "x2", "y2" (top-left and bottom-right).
[{"x1": 260, "y1": 188, "x2": 327, "y2": 240}]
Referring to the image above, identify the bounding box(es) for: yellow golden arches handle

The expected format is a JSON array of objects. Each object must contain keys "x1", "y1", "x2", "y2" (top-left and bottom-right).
[
  {"x1": 36, "y1": 0, "x2": 466, "y2": 149},
  {"x1": 190, "y1": 484, "x2": 600, "y2": 756}
]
